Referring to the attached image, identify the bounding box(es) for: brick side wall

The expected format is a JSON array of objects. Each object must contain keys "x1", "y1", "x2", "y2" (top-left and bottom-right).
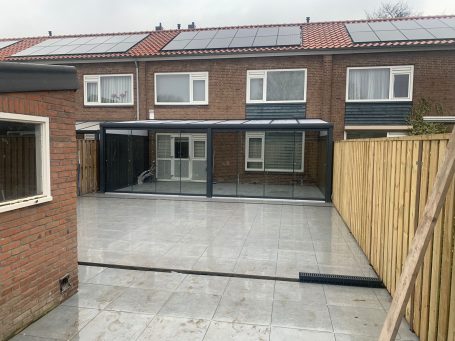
[{"x1": 0, "y1": 91, "x2": 78, "y2": 340}]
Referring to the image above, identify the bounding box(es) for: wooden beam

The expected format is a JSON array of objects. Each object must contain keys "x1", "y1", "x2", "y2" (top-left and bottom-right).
[{"x1": 379, "y1": 126, "x2": 455, "y2": 340}]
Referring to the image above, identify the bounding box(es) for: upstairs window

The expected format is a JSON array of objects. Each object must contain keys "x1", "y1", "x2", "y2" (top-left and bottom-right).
[
  {"x1": 84, "y1": 74, "x2": 134, "y2": 106},
  {"x1": 155, "y1": 72, "x2": 208, "y2": 105},
  {"x1": 247, "y1": 69, "x2": 307, "y2": 103},
  {"x1": 347, "y1": 66, "x2": 413, "y2": 102}
]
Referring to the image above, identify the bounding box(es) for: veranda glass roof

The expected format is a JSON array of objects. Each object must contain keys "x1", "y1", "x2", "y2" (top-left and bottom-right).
[{"x1": 101, "y1": 119, "x2": 332, "y2": 130}]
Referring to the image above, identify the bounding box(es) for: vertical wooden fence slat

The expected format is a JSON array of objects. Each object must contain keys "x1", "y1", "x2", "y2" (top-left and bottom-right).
[
  {"x1": 77, "y1": 139, "x2": 99, "y2": 195},
  {"x1": 332, "y1": 134, "x2": 454, "y2": 341}
]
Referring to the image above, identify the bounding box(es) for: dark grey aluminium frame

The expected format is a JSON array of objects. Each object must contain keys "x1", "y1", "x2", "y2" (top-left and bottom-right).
[{"x1": 99, "y1": 120, "x2": 334, "y2": 202}]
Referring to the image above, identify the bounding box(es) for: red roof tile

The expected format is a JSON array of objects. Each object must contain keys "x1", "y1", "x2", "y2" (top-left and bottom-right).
[{"x1": 1, "y1": 15, "x2": 454, "y2": 62}]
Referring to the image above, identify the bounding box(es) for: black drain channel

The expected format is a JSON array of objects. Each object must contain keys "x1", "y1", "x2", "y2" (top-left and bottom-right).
[
  {"x1": 299, "y1": 272, "x2": 384, "y2": 288},
  {"x1": 79, "y1": 261, "x2": 384, "y2": 287}
]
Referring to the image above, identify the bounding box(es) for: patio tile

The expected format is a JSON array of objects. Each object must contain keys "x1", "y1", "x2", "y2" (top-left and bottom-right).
[
  {"x1": 234, "y1": 258, "x2": 276, "y2": 276},
  {"x1": 74, "y1": 310, "x2": 153, "y2": 340},
  {"x1": 78, "y1": 265, "x2": 105, "y2": 283},
  {"x1": 239, "y1": 246, "x2": 278, "y2": 261},
  {"x1": 105, "y1": 287, "x2": 172, "y2": 314},
  {"x1": 155, "y1": 255, "x2": 200, "y2": 269},
  {"x1": 274, "y1": 282, "x2": 326, "y2": 304},
  {"x1": 324, "y1": 285, "x2": 382, "y2": 309},
  {"x1": 213, "y1": 296, "x2": 273, "y2": 325},
  {"x1": 202, "y1": 246, "x2": 243, "y2": 259},
  {"x1": 224, "y1": 277, "x2": 275, "y2": 300},
  {"x1": 192, "y1": 257, "x2": 237, "y2": 273},
  {"x1": 86, "y1": 268, "x2": 142, "y2": 287},
  {"x1": 278, "y1": 240, "x2": 315, "y2": 252},
  {"x1": 10, "y1": 336, "x2": 56, "y2": 341},
  {"x1": 165, "y1": 244, "x2": 208, "y2": 258},
  {"x1": 270, "y1": 326, "x2": 336, "y2": 341},
  {"x1": 334, "y1": 334, "x2": 378, "y2": 341},
  {"x1": 158, "y1": 292, "x2": 221, "y2": 319},
  {"x1": 272, "y1": 300, "x2": 333, "y2": 332},
  {"x1": 130, "y1": 271, "x2": 186, "y2": 290},
  {"x1": 20, "y1": 305, "x2": 98, "y2": 340},
  {"x1": 203, "y1": 321, "x2": 270, "y2": 341},
  {"x1": 275, "y1": 262, "x2": 319, "y2": 278},
  {"x1": 176, "y1": 274, "x2": 229, "y2": 295},
  {"x1": 62, "y1": 283, "x2": 125, "y2": 309},
  {"x1": 136, "y1": 316, "x2": 209, "y2": 341},
  {"x1": 328, "y1": 305, "x2": 386, "y2": 337}
]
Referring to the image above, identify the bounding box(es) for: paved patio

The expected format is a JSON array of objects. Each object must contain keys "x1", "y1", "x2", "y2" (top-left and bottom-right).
[
  {"x1": 12, "y1": 265, "x2": 418, "y2": 340},
  {"x1": 77, "y1": 196, "x2": 376, "y2": 279}
]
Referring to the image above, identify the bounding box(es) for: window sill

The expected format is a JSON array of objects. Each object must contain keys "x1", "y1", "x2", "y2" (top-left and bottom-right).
[
  {"x1": 345, "y1": 99, "x2": 412, "y2": 103},
  {"x1": 245, "y1": 169, "x2": 304, "y2": 173},
  {"x1": 84, "y1": 104, "x2": 134, "y2": 107},
  {"x1": 154, "y1": 103, "x2": 209, "y2": 106},
  {"x1": 0, "y1": 195, "x2": 53, "y2": 213},
  {"x1": 246, "y1": 101, "x2": 306, "y2": 105}
]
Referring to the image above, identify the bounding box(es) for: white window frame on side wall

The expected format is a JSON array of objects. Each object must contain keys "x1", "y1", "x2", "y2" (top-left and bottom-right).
[
  {"x1": 83, "y1": 74, "x2": 134, "y2": 106},
  {"x1": 246, "y1": 68, "x2": 307, "y2": 104},
  {"x1": 245, "y1": 131, "x2": 305, "y2": 172},
  {"x1": 345, "y1": 65, "x2": 414, "y2": 103},
  {"x1": 154, "y1": 72, "x2": 209, "y2": 106},
  {"x1": 0, "y1": 112, "x2": 52, "y2": 213}
]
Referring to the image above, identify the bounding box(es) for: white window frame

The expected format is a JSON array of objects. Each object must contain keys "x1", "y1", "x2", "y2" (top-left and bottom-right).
[
  {"x1": 246, "y1": 68, "x2": 307, "y2": 104},
  {"x1": 83, "y1": 74, "x2": 134, "y2": 106},
  {"x1": 154, "y1": 72, "x2": 209, "y2": 105},
  {"x1": 245, "y1": 131, "x2": 305, "y2": 172},
  {"x1": 0, "y1": 112, "x2": 52, "y2": 213},
  {"x1": 346, "y1": 65, "x2": 414, "y2": 103}
]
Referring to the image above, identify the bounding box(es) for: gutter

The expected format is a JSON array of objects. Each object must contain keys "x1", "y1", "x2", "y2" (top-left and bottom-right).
[{"x1": 134, "y1": 60, "x2": 139, "y2": 120}]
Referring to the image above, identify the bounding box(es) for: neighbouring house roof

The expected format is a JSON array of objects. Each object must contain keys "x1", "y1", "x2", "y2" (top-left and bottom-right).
[
  {"x1": 0, "y1": 15, "x2": 454, "y2": 63},
  {"x1": 101, "y1": 118, "x2": 332, "y2": 130},
  {"x1": 0, "y1": 62, "x2": 78, "y2": 92}
]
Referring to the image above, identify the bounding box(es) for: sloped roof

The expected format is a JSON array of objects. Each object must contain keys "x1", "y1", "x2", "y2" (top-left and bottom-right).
[{"x1": 1, "y1": 15, "x2": 454, "y2": 62}]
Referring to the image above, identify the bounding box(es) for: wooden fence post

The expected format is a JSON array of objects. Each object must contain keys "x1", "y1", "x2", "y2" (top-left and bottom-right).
[{"x1": 379, "y1": 126, "x2": 455, "y2": 340}]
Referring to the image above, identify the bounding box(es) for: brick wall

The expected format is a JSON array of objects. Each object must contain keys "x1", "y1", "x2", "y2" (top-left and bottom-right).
[
  {"x1": 0, "y1": 91, "x2": 78, "y2": 340},
  {"x1": 70, "y1": 50, "x2": 455, "y2": 141}
]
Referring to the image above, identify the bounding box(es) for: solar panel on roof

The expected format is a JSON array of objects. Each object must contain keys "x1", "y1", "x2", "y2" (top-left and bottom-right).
[
  {"x1": 13, "y1": 34, "x2": 148, "y2": 56},
  {"x1": 346, "y1": 18, "x2": 455, "y2": 43},
  {"x1": 161, "y1": 25, "x2": 301, "y2": 51},
  {"x1": 0, "y1": 40, "x2": 19, "y2": 50}
]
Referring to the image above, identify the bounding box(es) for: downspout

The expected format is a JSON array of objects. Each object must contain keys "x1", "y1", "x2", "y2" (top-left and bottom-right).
[{"x1": 134, "y1": 60, "x2": 140, "y2": 120}]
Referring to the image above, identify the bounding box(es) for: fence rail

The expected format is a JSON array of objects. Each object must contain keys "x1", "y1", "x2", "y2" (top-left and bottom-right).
[
  {"x1": 333, "y1": 134, "x2": 455, "y2": 341},
  {"x1": 77, "y1": 139, "x2": 99, "y2": 195}
]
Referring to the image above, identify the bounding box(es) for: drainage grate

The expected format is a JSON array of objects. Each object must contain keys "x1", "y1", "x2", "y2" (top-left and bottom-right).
[{"x1": 299, "y1": 272, "x2": 384, "y2": 288}]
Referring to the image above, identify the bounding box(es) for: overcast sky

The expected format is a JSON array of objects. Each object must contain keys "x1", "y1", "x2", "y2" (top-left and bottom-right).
[{"x1": 1, "y1": 0, "x2": 454, "y2": 38}]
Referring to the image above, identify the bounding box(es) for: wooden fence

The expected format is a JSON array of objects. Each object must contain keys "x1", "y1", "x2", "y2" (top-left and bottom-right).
[
  {"x1": 333, "y1": 134, "x2": 455, "y2": 341},
  {"x1": 77, "y1": 139, "x2": 99, "y2": 195}
]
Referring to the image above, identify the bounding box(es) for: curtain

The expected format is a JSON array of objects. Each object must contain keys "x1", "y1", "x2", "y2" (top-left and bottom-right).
[
  {"x1": 192, "y1": 80, "x2": 206, "y2": 102},
  {"x1": 156, "y1": 74, "x2": 190, "y2": 103},
  {"x1": 348, "y1": 68, "x2": 390, "y2": 100},
  {"x1": 100, "y1": 76, "x2": 132, "y2": 103},
  {"x1": 266, "y1": 70, "x2": 305, "y2": 101},
  {"x1": 86, "y1": 82, "x2": 98, "y2": 103},
  {"x1": 265, "y1": 132, "x2": 303, "y2": 171},
  {"x1": 249, "y1": 78, "x2": 264, "y2": 100}
]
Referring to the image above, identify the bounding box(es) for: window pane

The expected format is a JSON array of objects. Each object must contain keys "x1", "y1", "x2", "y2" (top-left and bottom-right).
[
  {"x1": 250, "y1": 78, "x2": 263, "y2": 100},
  {"x1": 193, "y1": 79, "x2": 206, "y2": 102},
  {"x1": 348, "y1": 68, "x2": 390, "y2": 100},
  {"x1": 248, "y1": 137, "x2": 262, "y2": 159},
  {"x1": 265, "y1": 132, "x2": 302, "y2": 171},
  {"x1": 175, "y1": 137, "x2": 189, "y2": 159},
  {"x1": 193, "y1": 140, "x2": 206, "y2": 158},
  {"x1": 156, "y1": 74, "x2": 190, "y2": 103},
  {"x1": 86, "y1": 82, "x2": 98, "y2": 103},
  {"x1": 266, "y1": 70, "x2": 305, "y2": 101},
  {"x1": 346, "y1": 131, "x2": 388, "y2": 139},
  {"x1": 0, "y1": 121, "x2": 41, "y2": 203},
  {"x1": 157, "y1": 135, "x2": 171, "y2": 158},
  {"x1": 100, "y1": 76, "x2": 132, "y2": 103},
  {"x1": 247, "y1": 161, "x2": 263, "y2": 169},
  {"x1": 393, "y1": 74, "x2": 410, "y2": 98}
]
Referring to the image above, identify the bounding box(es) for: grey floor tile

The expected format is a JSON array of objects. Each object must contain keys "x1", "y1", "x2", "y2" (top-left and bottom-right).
[
  {"x1": 271, "y1": 326, "x2": 336, "y2": 341},
  {"x1": 192, "y1": 257, "x2": 237, "y2": 273},
  {"x1": 272, "y1": 300, "x2": 333, "y2": 332},
  {"x1": 72, "y1": 310, "x2": 153, "y2": 340},
  {"x1": 86, "y1": 268, "x2": 142, "y2": 287},
  {"x1": 202, "y1": 246, "x2": 243, "y2": 259},
  {"x1": 156, "y1": 255, "x2": 200, "y2": 269},
  {"x1": 137, "y1": 316, "x2": 209, "y2": 341},
  {"x1": 176, "y1": 275, "x2": 229, "y2": 295},
  {"x1": 213, "y1": 296, "x2": 273, "y2": 325},
  {"x1": 158, "y1": 292, "x2": 221, "y2": 319},
  {"x1": 224, "y1": 277, "x2": 275, "y2": 300},
  {"x1": 105, "y1": 287, "x2": 172, "y2": 314},
  {"x1": 328, "y1": 305, "x2": 386, "y2": 337},
  {"x1": 78, "y1": 266, "x2": 106, "y2": 283},
  {"x1": 9, "y1": 335, "x2": 60, "y2": 341},
  {"x1": 203, "y1": 321, "x2": 270, "y2": 341},
  {"x1": 239, "y1": 246, "x2": 278, "y2": 261},
  {"x1": 334, "y1": 333, "x2": 378, "y2": 340},
  {"x1": 274, "y1": 282, "x2": 326, "y2": 305},
  {"x1": 324, "y1": 285, "x2": 382, "y2": 309},
  {"x1": 62, "y1": 283, "x2": 125, "y2": 309},
  {"x1": 21, "y1": 305, "x2": 98, "y2": 340},
  {"x1": 234, "y1": 259, "x2": 276, "y2": 276},
  {"x1": 130, "y1": 271, "x2": 186, "y2": 290}
]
